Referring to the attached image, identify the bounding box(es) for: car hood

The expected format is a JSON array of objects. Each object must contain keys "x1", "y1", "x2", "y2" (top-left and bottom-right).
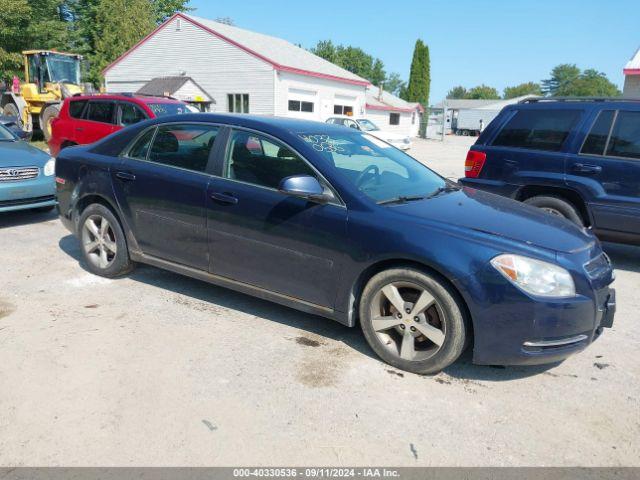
[
  {"x1": 388, "y1": 188, "x2": 595, "y2": 254},
  {"x1": 0, "y1": 140, "x2": 50, "y2": 167}
]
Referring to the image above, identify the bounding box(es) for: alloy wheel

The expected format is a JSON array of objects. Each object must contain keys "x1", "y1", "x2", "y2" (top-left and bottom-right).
[
  {"x1": 369, "y1": 281, "x2": 446, "y2": 361},
  {"x1": 81, "y1": 214, "x2": 117, "y2": 269}
]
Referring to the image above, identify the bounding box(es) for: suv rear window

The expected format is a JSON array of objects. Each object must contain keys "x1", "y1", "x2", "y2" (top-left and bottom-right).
[
  {"x1": 606, "y1": 111, "x2": 640, "y2": 160},
  {"x1": 492, "y1": 109, "x2": 581, "y2": 152},
  {"x1": 69, "y1": 100, "x2": 87, "y2": 119}
]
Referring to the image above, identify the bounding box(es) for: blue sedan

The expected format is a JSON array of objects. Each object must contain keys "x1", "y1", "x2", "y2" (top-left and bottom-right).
[
  {"x1": 55, "y1": 114, "x2": 615, "y2": 374},
  {"x1": 0, "y1": 123, "x2": 56, "y2": 213}
]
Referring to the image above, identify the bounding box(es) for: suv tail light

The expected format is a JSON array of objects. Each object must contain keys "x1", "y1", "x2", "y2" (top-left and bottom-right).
[{"x1": 465, "y1": 150, "x2": 487, "y2": 178}]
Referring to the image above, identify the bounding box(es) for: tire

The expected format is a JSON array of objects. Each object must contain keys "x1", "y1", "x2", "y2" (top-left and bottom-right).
[
  {"x1": 3, "y1": 103, "x2": 22, "y2": 129},
  {"x1": 78, "y1": 203, "x2": 134, "y2": 278},
  {"x1": 40, "y1": 104, "x2": 60, "y2": 141},
  {"x1": 523, "y1": 195, "x2": 584, "y2": 226},
  {"x1": 359, "y1": 268, "x2": 468, "y2": 375}
]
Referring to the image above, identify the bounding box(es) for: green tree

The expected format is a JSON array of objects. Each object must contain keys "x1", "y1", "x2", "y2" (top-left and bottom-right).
[
  {"x1": 542, "y1": 64, "x2": 580, "y2": 96},
  {"x1": 311, "y1": 40, "x2": 388, "y2": 86},
  {"x1": 446, "y1": 85, "x2": 467, "y2": 99},
  {"x1": 152, "y1": 0, "x2": 192, "y2": 23},
  {"x1": 466, "y1": 84, "x2": 500, "y2": 99},
  {"x1": 503, "y1": 82, "x2": 542, "y2": 99},
  {"x1": 370, "y1": 59, "x2": 386, "y2": 86},
  {"x1": 557, "y1": 69, "x2": 621, "y2": 97},
  {"x1": 384, "y1": 72, "x2": 406, "y2": 96},
  {"x1": 0, "y1": 0, "x2": 72, "y2": 80},
  {"x1": 90, "y1": 0, "x2": 155, "y2": 84},
  {"x1": 404, "y1": 39, "x2": 430, "y2": 107}
]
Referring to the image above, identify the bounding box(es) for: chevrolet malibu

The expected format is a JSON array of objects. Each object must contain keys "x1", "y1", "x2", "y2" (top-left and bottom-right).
[
  {"x1": 55, "y1": 114, "x2": 616, "y2": 374},
  {"x1": 1, "y1": 123, "x2": 56, "y2": 213}
]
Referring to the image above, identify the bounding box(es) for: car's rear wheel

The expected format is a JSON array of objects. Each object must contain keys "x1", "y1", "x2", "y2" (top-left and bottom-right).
[
  {"x1": 79, "y1": 204, "x2": 134, "y2": 277},
  {"x1": 524, "y1": 195, "x2": 584, "y2": 226},
  {"x1": 359, "y1": 268, "x2": 468, "y2": 375}
]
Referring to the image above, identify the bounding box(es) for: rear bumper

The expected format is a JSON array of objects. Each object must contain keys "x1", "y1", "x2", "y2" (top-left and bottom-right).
[
  {"x1": 458, "y1": 178, "x2": 519, "y2": 198},
  {"x1": 0, "y1": 176, "x2": 56, "y2": 212}
]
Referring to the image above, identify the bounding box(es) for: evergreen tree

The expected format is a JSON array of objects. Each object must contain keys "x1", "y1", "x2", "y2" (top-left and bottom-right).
[
  {"x1": 542, "y1": 64, "x2": 580, "y2": 96},
  {"x1": 404, "y1": 39, "x2": 430, "y2": 107},
  {"x1": 90, "y1": 0, "x2": 155, "y2": 84}
]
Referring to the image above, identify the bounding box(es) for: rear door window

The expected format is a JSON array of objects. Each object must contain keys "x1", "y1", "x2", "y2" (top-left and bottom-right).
[
  {"x1": 606, "y1": 111, "x2": 640, "y2": 160},
  {"x1": 85, "y1": 101, "x2": 116, "y2": 124},
  {"x1": 148, "y1": 124, "x2": 219, "y2": 172},
  {"x1": 127, "y1": 128, "x2": 156, "y2": 160},
  {"x1": 581, "y1": 110, "x2": 615, "y2": 156},
  {"x1": 68, "y1": 100, "x2": 87, "y2": 119},
  {"x1": 492, "y1": 109, "x2": 581, "y2": 152}
]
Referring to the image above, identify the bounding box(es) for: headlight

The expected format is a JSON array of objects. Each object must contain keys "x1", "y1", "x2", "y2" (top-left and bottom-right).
[
  {"x1": 43, "y1": 157, "x2": 55, "y2": 177},
  {"x1": 491, "y1": 254, "x2": 576, "y2": 298}
]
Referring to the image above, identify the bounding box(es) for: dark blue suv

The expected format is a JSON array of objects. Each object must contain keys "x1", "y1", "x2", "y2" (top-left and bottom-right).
[{"x1": 460, "y1": 98, "x2": 640, "y2": 245}]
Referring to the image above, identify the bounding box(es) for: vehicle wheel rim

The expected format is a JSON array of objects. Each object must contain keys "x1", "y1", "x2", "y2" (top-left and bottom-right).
[
  {"x1": 82, "y1": 215, "x2": 117, "y2": 269},
  {"x1": 542, "y1": 207, "x2": 565, "y2": 218},
  {"x1": 369, "y1": 281, "x2": 446, "y2": 362}
]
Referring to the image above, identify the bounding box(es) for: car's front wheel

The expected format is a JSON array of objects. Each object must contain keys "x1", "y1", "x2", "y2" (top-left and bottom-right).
[
  {"x1": 79, "y1": 203, "x2": 134, "y2": 278},
  {"x1": 359, "y1": 268, "x2": 468, "y2": 375}
]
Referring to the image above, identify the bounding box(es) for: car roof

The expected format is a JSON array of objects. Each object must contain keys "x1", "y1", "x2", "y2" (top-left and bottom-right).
[
  {"x1": 146, "y1": 113, "x2": 357, "y2": 134},
  {"x1": 67, "y1": 94, "x2": 183, "y2": 104},
  {"x1": 508, "y1": 98, "x2": 640, "y2": 111}
]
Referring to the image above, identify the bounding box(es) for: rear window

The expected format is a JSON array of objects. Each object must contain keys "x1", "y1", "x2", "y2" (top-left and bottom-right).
[
  {"x1": 147, "y1": 103, "x2": 191, "y2": 117},
  {"x1": 492, "y1": 109, "x2": 581, "y2": 152},
  {"x1": 69, "y1": 100, "x2": 87, "y2": 119},
  {"x1": 581, "y1": 110, "x2": 615, "y2": 156},
  {"x1": 606, "y1": 111, "x2": 640, "y2": 160}
]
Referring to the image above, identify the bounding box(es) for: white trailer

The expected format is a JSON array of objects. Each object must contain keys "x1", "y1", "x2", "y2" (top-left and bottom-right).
[{"x1": 453, "y1": 108, "x2": 501, "y2": 136}]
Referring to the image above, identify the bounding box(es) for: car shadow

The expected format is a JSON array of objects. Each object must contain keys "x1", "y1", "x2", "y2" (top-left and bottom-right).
[
  {"x1": 58, "y1": 234, "x2": 584, "y2": 382},
  {"x1": 603, "y1": 242, "x2": 640, "y2": 274},
  {"x1": 0, "y1": 208, "x2": 57, "y2": 228}
]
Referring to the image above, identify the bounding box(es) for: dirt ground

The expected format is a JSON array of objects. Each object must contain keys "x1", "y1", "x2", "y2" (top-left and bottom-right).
[{"x1": 1, "y1": 136, "x2": 639, "y2": 466}]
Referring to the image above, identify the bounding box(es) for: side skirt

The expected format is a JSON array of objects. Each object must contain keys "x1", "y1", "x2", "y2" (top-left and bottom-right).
[{"x1": 131, "y1": 252, "x2": 350, "y2": 325}]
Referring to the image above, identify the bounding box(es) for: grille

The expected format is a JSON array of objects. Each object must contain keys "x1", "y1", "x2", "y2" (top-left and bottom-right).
[
  {"x1": 0, "y1": 166, "x2": 40, "y2": 182},
  {"x1": 0, "y1": 195, "x2": 55, "y2": 208}
]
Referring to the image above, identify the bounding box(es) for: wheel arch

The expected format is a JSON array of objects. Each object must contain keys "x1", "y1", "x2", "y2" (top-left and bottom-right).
[
  {"x1": 515, "y1": 184, "x2": 591, "y2": 226},
  {"x1": 74, "y1": 193, "x2": 121, "y2": 233},
  {"x1": 347, "y1": 259, "x2": 474, "y2": 344}
]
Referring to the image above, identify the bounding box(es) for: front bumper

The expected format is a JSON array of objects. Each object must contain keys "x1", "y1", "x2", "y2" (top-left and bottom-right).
[
  {"x1": 0, "y1": 175, "x2": 56, "y2": 212},
  {"x1": 462, "y1": 260, "x2": 615, "y2": 367}
]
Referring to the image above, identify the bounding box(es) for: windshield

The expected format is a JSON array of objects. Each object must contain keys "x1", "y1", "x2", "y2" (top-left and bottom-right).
[
  {"x1": 45, "y1": 54, "x2": 80, "y2": 84},
  {"x1": 0, "y1": 124, "x2": 15, "y2": 141},
  {"x1": 299, "y1": 132, "x2": 446, "y2": 204},
  {"x1": 147, "y1": 103, "x2": 191, "y2": 117},
  {"x1": 357, "y1": 119, "x2": 380, "y2": 131}
]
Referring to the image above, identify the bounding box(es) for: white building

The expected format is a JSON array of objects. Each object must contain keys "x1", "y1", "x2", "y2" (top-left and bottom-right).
[
  {"x1": 623, "y1": 47, "x2": 640, "y2": 97},
  {"x1": 365, "y1": 87, "x2": 424, "y2": 137},
  {"x1": 103, "y1": 13, "x2": 370, "y2": 122}
]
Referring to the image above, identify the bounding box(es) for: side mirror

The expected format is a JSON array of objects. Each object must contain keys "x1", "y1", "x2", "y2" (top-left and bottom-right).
[{"x1": 278, "y1": 175, "x2": 331, "y2": 203}]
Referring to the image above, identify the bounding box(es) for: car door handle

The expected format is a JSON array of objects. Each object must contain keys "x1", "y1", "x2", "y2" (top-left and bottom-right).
[
  {"x1": 115, "y1": 171, "x2": 136, "y2": 182},
  {"x1": 210, "y1": 192, "x2": 238, "y2": 205},
  {"x1": 75, "y1": 127, "x2": 84, "y2": 132},
  {"x1": 572, "y1": 163, "x2": 602, "y2": 174}
]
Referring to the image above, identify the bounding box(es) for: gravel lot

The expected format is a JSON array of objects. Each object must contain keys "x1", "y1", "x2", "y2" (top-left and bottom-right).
[{"x1": 1, "y1": 136, "x2": 639, "y2": 466}]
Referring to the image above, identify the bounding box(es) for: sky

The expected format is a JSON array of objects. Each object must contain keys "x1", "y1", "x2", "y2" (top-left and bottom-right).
[{"x1": 189, "y1": 0, "x2": 640, "y2": 102}]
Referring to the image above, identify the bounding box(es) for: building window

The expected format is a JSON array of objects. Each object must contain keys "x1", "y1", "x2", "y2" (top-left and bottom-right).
[
  {"x1": 334, "y1": 105, "x2": 353, "y2": 116},
  {"x1": 288, "y1": 100, "x2": 314, "y2": 113},
  {"x1": 412, "y1": 112, "x2": 416, "y2": 125},
  {"x1": 390, "y1": 113, "x2": 400, "y2": 125},
  {"x1": 228, "y1": 93, "x2": 249, "y2": 113}
]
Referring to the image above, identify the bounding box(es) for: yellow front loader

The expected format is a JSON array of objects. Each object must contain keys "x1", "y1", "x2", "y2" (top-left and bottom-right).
[{"x1": 1, "y1": 50, "x2": 88, "y2": 141}]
